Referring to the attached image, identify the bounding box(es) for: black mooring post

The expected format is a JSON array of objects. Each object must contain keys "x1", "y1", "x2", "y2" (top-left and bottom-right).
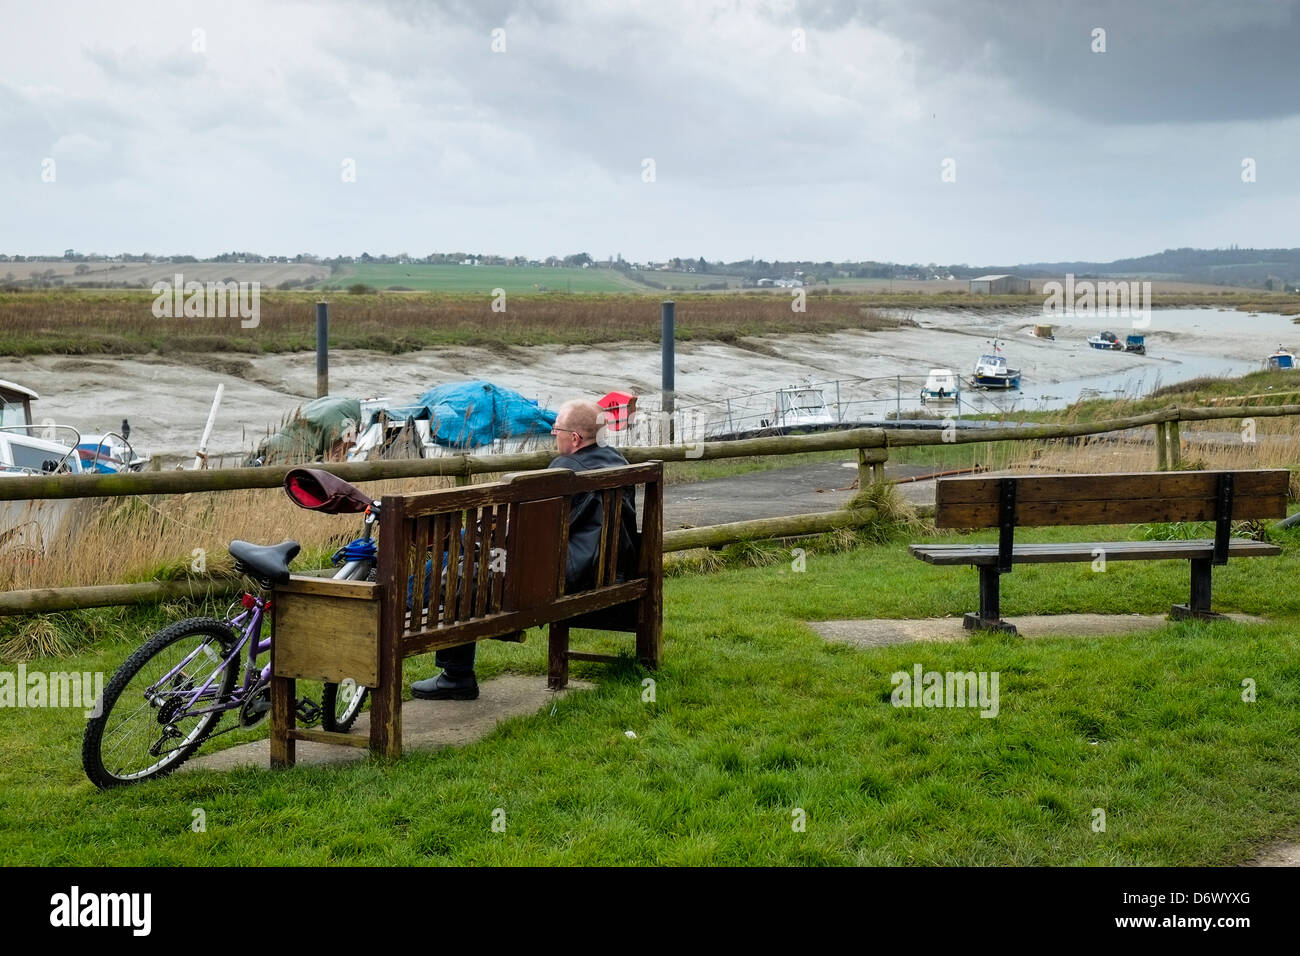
[
  {"x1": 316, "y1": 301, "x2": 329, "y2": 397},
  {"x1": 661, "y1": 300, "x2": 675, "y2": 442}
]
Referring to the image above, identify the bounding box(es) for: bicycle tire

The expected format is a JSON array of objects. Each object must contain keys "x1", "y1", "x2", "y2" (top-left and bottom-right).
[
  {"x1": 321, "y1": 563, "x2": 375, "y2": 733},
  {"x1": 321, "y1": 680, "x2": 370, "y2": 732},
  {"x1": 82, "y1": 617, "x2": 240, "y2": 788}
]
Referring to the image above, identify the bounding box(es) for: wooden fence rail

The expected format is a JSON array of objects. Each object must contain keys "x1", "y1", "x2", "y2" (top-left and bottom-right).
[
  {"x1": 3, "y1": 403, "x2": 1299, "y2": 503},
  {"x1": 3, "y1": 401, "x2": 1298, "y2": 616}
]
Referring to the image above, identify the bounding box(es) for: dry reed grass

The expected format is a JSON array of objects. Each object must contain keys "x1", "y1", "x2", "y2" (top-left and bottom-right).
[{"x1": 0, "y1": 474, "x2": 469, "y2": 591}]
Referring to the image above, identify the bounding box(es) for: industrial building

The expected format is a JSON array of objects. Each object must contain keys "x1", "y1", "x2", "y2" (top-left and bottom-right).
[{"x1": 969, "y1": 274, "x2": 1031, "y2": 294}]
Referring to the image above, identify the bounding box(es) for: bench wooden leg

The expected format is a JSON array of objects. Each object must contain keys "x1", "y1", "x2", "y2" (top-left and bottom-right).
[
  {"x1": 548, "y1": 622, "x2": 570, "y2": 690},
  {"x1": 270, "y1": 674, "x2": 295, "y2": 768},
  {"x1": 1171, "y1": 558, "x2": 1227, "y2": 621},
  {"x1": 963, "y1": 565, "x2": 1018, "y2": 635}
]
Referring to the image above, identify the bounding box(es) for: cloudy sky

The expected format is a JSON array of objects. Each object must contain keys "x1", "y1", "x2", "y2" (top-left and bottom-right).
[{"x1": 2, "y1": 0, "x2": 1297, "y2": 265}]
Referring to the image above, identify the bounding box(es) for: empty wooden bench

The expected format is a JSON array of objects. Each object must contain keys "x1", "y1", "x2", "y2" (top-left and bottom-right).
[
  {"x1": 270, "y1": 461, "x2": 663, "y2": 766},
  {"x1": 909, "y1": 469, "x2": 1288, "y2": 634}
]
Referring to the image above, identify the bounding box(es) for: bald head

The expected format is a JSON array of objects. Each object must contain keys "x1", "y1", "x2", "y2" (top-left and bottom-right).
[{"x1": 555, "y1": 399, "x2": 602, "y2": 443}]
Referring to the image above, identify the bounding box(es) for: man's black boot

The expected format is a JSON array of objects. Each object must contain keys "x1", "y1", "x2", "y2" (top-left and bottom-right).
[{"x1": 411, "y1": 671, "x2": 479, "y2": 701}]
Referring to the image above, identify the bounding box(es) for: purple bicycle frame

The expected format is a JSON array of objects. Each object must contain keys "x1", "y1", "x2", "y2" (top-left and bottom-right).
[{"x1": 148, "y1": 596, "x2": 273, "y2": 717}]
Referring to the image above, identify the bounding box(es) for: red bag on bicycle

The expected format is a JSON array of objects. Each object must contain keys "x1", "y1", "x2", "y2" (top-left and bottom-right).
[{"x1": 284, "y1": 468, "x2": 375, "y2": 515}]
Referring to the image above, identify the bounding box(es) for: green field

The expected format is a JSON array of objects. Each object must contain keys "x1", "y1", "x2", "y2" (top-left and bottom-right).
[{"x1": 325, "y1": 263, "x2": 648, "y2": 294}]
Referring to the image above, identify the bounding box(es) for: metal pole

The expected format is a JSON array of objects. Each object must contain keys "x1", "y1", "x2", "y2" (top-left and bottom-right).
[
  {"x1": 316, "y1": 301, "x2": 329, "y2": 398},
  {"x1": 661, "y1": 300, "x2": 675, "y2": 442},
  {"x1": 896, "y1": 375, "x2": 901, "y2": 420},
  {"x1": 835, "y1": 380, "x2": 842, "y2": 422}
]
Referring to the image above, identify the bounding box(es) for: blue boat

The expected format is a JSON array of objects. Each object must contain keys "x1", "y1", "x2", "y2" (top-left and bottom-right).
[{"x1": 1266, "y1": 346, "x2": 1295, "y2": 370}]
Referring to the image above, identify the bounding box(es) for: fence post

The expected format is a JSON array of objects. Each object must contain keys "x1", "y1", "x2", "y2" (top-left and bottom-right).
[
  {"x1": 1168, "y1": 417, "x2": 1182, "y2": 469},
  {"x1": 315, "y1": 301, "x2": 329, "y2": 398},
  {"x1": 1155, "y1": 422, "x2": 1169, "y2": 471}
]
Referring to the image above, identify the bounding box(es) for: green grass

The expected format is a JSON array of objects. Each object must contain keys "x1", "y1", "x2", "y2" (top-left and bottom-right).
[
  {"x1": 3, "y1": 519, "x2": 1299, "y2": 865},
  {"x1": 325, "y1": 263, "x2": 642, "y2": 294}
]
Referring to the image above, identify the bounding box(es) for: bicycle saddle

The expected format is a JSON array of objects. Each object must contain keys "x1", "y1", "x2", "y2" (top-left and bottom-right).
[{"x1": 229, "y1": 540, "x2": 300, "y2": 584}]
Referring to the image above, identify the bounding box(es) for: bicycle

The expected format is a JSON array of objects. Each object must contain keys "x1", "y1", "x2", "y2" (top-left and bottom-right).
[{"x1": 82, "y1": 468, "x2": 379, "y2": 788}]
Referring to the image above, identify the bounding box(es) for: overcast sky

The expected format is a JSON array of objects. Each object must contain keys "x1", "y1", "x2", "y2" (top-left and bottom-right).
[{"x1": 2, "y1": 0, "x2": 1297, "y2": 265}]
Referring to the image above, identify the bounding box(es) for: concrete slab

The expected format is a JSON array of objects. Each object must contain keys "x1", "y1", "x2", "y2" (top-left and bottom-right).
[
  {"x1": 183, "y1": 675, "x2": 593, "y2": 772},
  {"x1": 1243, "y1": 840, "x2": 1300, "y2": 866},
  {"x1": 811, "y1": 612, "x2": 1263, "y2": 648}
]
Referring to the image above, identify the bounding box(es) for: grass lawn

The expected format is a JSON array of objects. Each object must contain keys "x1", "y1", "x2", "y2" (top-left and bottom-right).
[{"x1": 2, "y1": 521, "x2": 1299, "y2": 865}]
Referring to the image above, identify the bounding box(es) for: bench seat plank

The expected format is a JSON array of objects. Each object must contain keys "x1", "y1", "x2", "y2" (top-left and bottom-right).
[{"x1": 910, "y1": 539, "x2": 1281, "y2": 566}]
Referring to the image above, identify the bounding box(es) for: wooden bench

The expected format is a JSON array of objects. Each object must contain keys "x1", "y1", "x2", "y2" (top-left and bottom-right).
[
  {"x1": 909, "y1": 469, "x2": 1288, "y2": 634},
  {"x1": 269, "y1": 461, "x2": 663, "y2": 766}
]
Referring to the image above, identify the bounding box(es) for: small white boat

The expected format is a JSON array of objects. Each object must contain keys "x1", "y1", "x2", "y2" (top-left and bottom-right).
[
  {"x1": 970, "y1": 346, "x2": 1021, "y2": 390},
  {"x1": 1266, "y1": 346, "x2": 1296, "y2": 370},
  {"x1": 921, "y1": 368, "x2": 958, "y2": 401},
  {"x1": 772, "y1": 383, "x2": 835, "y2": 428}
]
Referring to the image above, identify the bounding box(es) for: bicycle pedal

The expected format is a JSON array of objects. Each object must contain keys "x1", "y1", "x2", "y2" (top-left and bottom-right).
[{"x1": 295, "y1": 698, "x2": 322, "y2": 725}]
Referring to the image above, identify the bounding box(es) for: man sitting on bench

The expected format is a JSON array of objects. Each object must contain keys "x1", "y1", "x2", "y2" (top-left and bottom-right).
[{"x1": 411, "y1": 399, "x2": 637, "y2": 700}]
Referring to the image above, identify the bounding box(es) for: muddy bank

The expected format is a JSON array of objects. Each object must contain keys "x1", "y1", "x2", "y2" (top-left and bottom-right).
[{"x1": 4, "y1": 308, "x2": 1291, "y2": 463}]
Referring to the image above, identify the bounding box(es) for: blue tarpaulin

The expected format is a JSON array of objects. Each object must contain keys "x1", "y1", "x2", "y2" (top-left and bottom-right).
[{"x1": 376, "y1": 381, "x2": 556, "y2": 448}]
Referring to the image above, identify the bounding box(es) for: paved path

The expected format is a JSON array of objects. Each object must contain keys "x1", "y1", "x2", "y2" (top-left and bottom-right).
[
  {"x1": 183, "y1": 675, "x2": 591, "y2": 772},
  {"x1": 810, "y1": 613, "x2": 1263, "y2": 647},
  {"x1": 663, "y1": 461, "x2": 941, "y2": 528}
]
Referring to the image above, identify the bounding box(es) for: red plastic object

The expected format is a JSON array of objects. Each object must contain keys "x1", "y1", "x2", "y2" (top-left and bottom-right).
[{"x1": 597, "y1": 392, "x2": 637, "y2": 432}]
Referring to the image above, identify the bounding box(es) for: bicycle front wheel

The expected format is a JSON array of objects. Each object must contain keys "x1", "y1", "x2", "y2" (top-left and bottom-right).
[{"x1": 82, "y1": 618, "x2": 240, "y2": 788}]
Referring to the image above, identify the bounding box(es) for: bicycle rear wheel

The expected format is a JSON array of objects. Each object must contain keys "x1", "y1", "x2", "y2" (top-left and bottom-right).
[{"x1": 82, "y1": 618, "x2": 240, "y2": 788}]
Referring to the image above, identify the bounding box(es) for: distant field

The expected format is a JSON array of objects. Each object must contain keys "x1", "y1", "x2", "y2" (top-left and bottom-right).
[
  {"x1": 326, "y1": 262, "x2": 646, "y2": 293},
  {"x1": 2, "y1": 288, "x2": 1298, "y2": 357},
  {"x1": 2, "y1": 259, "x2": 329, "y2": 288}
]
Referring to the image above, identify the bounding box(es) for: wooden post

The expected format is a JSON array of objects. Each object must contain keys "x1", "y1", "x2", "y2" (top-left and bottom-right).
[
  {"x1": 372, "y1": 494, "x2": 407, "y2": 759},
  {"x1": 548, "y1": 623, "x2": 570, "y2": 690},
  {"x1": 1155, "y1": 422, "x2": 1169, "y2": 471},
  {"x1": 269, "y1": 674, "x2": 295, "y2": 768},
  {"x1": 1168, "y1": 419, "x2": 1182, "y2": 468},
  {"x1": 636, "y1": 468, "x2": 664, "y2": 670},
  {"x1": 858, "y1": 445, "x2": 888, "y2": 486}
]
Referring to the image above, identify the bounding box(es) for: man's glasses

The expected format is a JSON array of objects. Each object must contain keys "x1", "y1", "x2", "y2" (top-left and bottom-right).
[{"x1": 550, "y1": 428, "x2": 583, "y2": 438}]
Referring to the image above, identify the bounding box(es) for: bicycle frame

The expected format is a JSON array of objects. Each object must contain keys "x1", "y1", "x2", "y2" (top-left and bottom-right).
[
  {"x1": 145, "y1": 502, "x2": 381, "y2": 721},
  {"x1": 145, "y1": 595, "x2": 270, "y2": 719}
]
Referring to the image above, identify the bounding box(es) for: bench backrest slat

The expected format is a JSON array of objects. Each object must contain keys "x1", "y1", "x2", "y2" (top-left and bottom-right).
[
  {"x1": 377, "y1": 462, "x2": 661, "y2": 642},
  {"x1": 934, "y1": 469, "x2": 1289, "y2": 528}
]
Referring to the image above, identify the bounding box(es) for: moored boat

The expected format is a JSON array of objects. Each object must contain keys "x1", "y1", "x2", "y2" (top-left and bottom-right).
[
  {"x1": 1087, "y1": 331, "x2": 1123, "y2": 350},
  {"x1": 921, "y1": 368, "x2": 958, "y2": 401},
  {"x1": 1266, "y1": 346, "x2": 1296, "y2": 370},
  {"x1": 970, "y1": 346, "x2": 1021, "y2": 390}
]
